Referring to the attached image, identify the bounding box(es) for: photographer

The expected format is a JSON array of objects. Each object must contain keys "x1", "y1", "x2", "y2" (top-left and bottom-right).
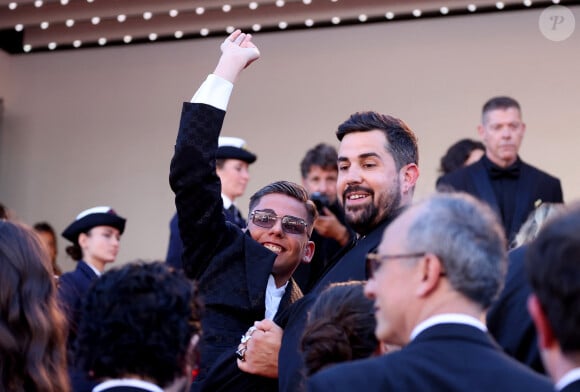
[{"x1": 294, "y1": 143, "x2": 353, "y2": 293}]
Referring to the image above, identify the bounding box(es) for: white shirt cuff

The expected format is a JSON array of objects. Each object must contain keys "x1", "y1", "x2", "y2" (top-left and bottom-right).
[{"x1": 191, "y1": 74, "x2": 233, "y2": 111}]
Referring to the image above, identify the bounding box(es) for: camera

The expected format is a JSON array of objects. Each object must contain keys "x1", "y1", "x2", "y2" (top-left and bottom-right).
[{"x1": 310, "y1": 192, "x2": 330, "y2": 214}]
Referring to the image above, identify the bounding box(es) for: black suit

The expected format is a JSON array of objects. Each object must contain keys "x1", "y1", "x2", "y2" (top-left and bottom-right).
[
  {"x1": 437, "y1": 157, "x2": 563, "y2": 242},
  {"x1": 292, "y1": 201, "x2": 352, "y2": 294},
  {"x1": 562, "y1": 379, "x2": 580, "y2": 392},
  {"x1": 308, "y1": 323, "x2": 553, "y2": 392},
  {"x1": 487, "y1": 245, "x2": 544, "y2": 373},
  {"x1": 278, "y1": 214, "x2": 399, "y2": 392},
  {"x1": 169, "y1": 102, "x2": 302, "y2": 387}
]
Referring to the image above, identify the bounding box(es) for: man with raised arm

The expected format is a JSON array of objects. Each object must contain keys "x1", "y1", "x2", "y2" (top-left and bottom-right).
[{"x1": 169, "y1": 31, "x2": 316, "y2": 390}]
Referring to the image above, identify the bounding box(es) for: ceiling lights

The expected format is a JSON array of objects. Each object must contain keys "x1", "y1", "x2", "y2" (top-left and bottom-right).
[{"x1": 0, "y1": 0, "x2": 577, "y2": 54}]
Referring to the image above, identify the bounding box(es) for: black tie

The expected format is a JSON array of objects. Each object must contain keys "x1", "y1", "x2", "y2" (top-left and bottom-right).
[{"x1": 490, "y1": 165, "x2": 520, "y2": 180}]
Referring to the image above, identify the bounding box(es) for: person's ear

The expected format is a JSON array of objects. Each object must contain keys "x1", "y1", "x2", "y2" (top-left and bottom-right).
[
  {"x1": 78, "y1": 232, "x2": 89, "y2": 249},
  {"x1": 416, "y1": 253, "x2": 445, "y2": 297},
  {"x1": 301, "y1": 241, "x2": 315, "y2": 264},
  {"x1": 527, "y1": 294, "x2": 557, "y2": 349},
  {"x1": 401, "y1": 163, "x2": 419, "y2": 194}
]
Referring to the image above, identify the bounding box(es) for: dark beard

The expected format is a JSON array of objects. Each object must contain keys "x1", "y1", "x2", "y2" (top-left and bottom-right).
[
  {"x1": 343, "y1": 181, "x2": 401, "y2": 236},
  {"x1": 345, "y1": 202, "x2": 379, "y2": 236}
]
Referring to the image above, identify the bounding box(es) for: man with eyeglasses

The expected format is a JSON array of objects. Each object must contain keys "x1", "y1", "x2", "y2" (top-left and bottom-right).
[
  {"x1": 526, "y1": 204, "x2": 580, "y2": 392},
  {"x1": 169, "y1": 30, "x2": 315, "y2": 389},
  {"x1": 308, "y1": 192, "x2": 553, "y2": 392},
  {"x1": 437, "y1": 96, "x2": 563, "y2": 244}
]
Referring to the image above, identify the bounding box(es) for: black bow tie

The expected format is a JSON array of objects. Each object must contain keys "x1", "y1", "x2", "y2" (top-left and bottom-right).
[{"x1": 490, "y1": 165, "x2": 520, "y2": 179}]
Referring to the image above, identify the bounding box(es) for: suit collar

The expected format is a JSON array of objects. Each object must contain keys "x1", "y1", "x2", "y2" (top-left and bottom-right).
[
  {"x1": 410, "y1": 322, "x2": 499, "y2": 350},
  {"x1": 78, "y1": 260, "x2": 100, "y2": 278},
  {"x1": 410, "y1": 314, "x2": 487, "y2": 341}
]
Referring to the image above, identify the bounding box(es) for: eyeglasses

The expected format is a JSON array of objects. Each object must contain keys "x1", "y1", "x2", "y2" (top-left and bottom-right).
[
  {"x1": 365, "y1": 251, "x2": 426, "y2": 279},
  {"x1": 249, "y1": 210, "x2": 308, "y2": 235}
]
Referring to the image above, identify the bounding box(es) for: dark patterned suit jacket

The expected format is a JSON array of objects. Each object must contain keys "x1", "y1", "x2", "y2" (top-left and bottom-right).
[
  {"x1": 169, "y1": 102, "x2": 302, "y2": 386},
  {"x1": 437, "y1": 158, "x2": 563, "y2": 242},
  {"x1": 166, "y1": 205, "x2": 247, "y2": 270},
  {"x1": 308, "y1": 323, "x2": 553, "y2": 392}
]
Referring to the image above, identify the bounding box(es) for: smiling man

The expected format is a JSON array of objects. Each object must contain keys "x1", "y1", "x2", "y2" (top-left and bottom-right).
[
  {"x1": 169, "y1": 30, "x2": 316, "y2": 389},
  {"x1": 437, "y1": 96, "x2": 563, "y2": 243},
  {"x1": 235, "y1": 110, "x2": 420, "y2": 392}
]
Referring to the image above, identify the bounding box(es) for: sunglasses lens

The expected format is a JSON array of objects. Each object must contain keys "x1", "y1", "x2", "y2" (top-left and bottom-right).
[
  {"x1": 252, "y1": 212, "x2": 275, "y2": 228},
  {"x1": 281, "y1": 216, "x2": 305, "y2": 235}
]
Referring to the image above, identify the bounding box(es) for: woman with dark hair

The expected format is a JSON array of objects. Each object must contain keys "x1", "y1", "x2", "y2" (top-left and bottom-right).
[
  {"x1": 58, "y1": 205, "x2": 126, "y2": 391},
  {"x1": 301, "y1": 281, "x2": 381, "y2": 377},
  {"x1": 438, "y1": 138, "x2": 485, "y2": 177},
  {"x1": 0, "y1": 220, "x2": 69, "y2": 392}
]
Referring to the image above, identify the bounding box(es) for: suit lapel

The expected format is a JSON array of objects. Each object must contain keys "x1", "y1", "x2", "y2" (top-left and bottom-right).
[
  {"x1": 243, "y1": 233, "x2": 277, "y2": 310},
  {"x1": 510, "y1": 161, "x2": 536, "y2": 237},
  {"x1": 469, "y1": 161, "x2": 501, "y2": 217},
  {"x1": 278, "y1": 278, "x2": 303, "y2": 313}
]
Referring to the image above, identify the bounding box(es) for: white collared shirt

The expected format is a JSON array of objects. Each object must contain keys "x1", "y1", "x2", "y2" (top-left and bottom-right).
[
  {"x1": 265, "y1": 274, "x2": 287, "y2": 320},
  {"x1": 410, "y1": 313, "x2": 487, "y2": 341},
  {"x1": 556, "y1": 367, "x2": 580, "y2": 391},
  {"x1": 191, "y1": 74, "x2": 233, "y2": 110},
  {"x1": 221, "y1": 193, "x2": 234, "y2": 210},
  {"x1": 93, "y1": 378, "x2": 163, "y2": 392}
]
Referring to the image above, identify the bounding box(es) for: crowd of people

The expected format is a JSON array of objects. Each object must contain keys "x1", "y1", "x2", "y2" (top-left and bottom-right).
[{"x1": 1, "y1": 29, "x2": 577, "y2": 392}]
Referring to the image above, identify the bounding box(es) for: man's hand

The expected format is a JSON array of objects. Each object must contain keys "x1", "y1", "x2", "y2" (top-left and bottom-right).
[
  {"x1": 314, "y1": 207, "x2": 351, "y2": 246},
  {"x1": 237, "y1": 319, "x2": 282, "y2": 378},
  {"x1": 214, "y1": 30, "x2": 260, "y2": 83}
]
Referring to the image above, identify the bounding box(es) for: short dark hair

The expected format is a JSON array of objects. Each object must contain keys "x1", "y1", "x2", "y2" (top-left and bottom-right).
[
  {"x1": 336, "y1": 111, "x2": 418, "y2": 171},
  {"x1": 439, "y1": 139, "x2": 485, "y2": 175},
  {"x1": 482, "y1": 96, "x2": 521, "y2": 123},
  {"x1": 526, "y1": 205, "x2": 580, "y2": 354},
  {"x1": 300, "y1": 143, "x2": 338, "y2": 179},
  {"x1": 249, "y1": 180, "x2": 318, "y2": 233},
  {"x1": 75, "y1": 261, "x2": 202, "y2": 387},
  {"x1": 301, "y1": 281, "x2": 377, "y2": 376}
]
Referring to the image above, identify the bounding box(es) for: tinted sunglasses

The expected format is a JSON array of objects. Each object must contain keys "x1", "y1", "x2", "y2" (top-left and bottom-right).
[{"x1": 250, "y1": 210, "x2": 308, "y2": 235}]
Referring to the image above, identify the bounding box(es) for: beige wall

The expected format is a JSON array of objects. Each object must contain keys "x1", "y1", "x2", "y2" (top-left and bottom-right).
[{"x1": 1, "y1": 7, "x2": 579, "y2": 272}]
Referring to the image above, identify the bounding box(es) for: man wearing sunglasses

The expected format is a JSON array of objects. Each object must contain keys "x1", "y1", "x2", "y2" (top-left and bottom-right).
[
  {"x1": 169, "y1": 30, "x2": 316, "y2": 390},
  {"x1": 308, "y1": 192, "x2": 552, "y2": 391}
]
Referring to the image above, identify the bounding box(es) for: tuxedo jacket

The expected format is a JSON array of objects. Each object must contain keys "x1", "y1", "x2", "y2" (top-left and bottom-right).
[
  {"x1": 563, "y1": 380, "x2": 580, "y2": 392},
  {"x1": 277, "y1": 214, "x2": 399, "y2": 392},
  {"x1": 292, "y1": 201, "x2": 352, "y2": 294},
  {"x1": 169, "y1": 102, "x2": 303, "y2": 385},
  {"x1": 437, "y1": 158, "x2": 563, "y2": 241},
  {"x1": 487, "y1": 245, "x2": 544, "y2": 373},
  {"x1": 308, "y1": 323, "x2": 553, "y2": 392}
]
